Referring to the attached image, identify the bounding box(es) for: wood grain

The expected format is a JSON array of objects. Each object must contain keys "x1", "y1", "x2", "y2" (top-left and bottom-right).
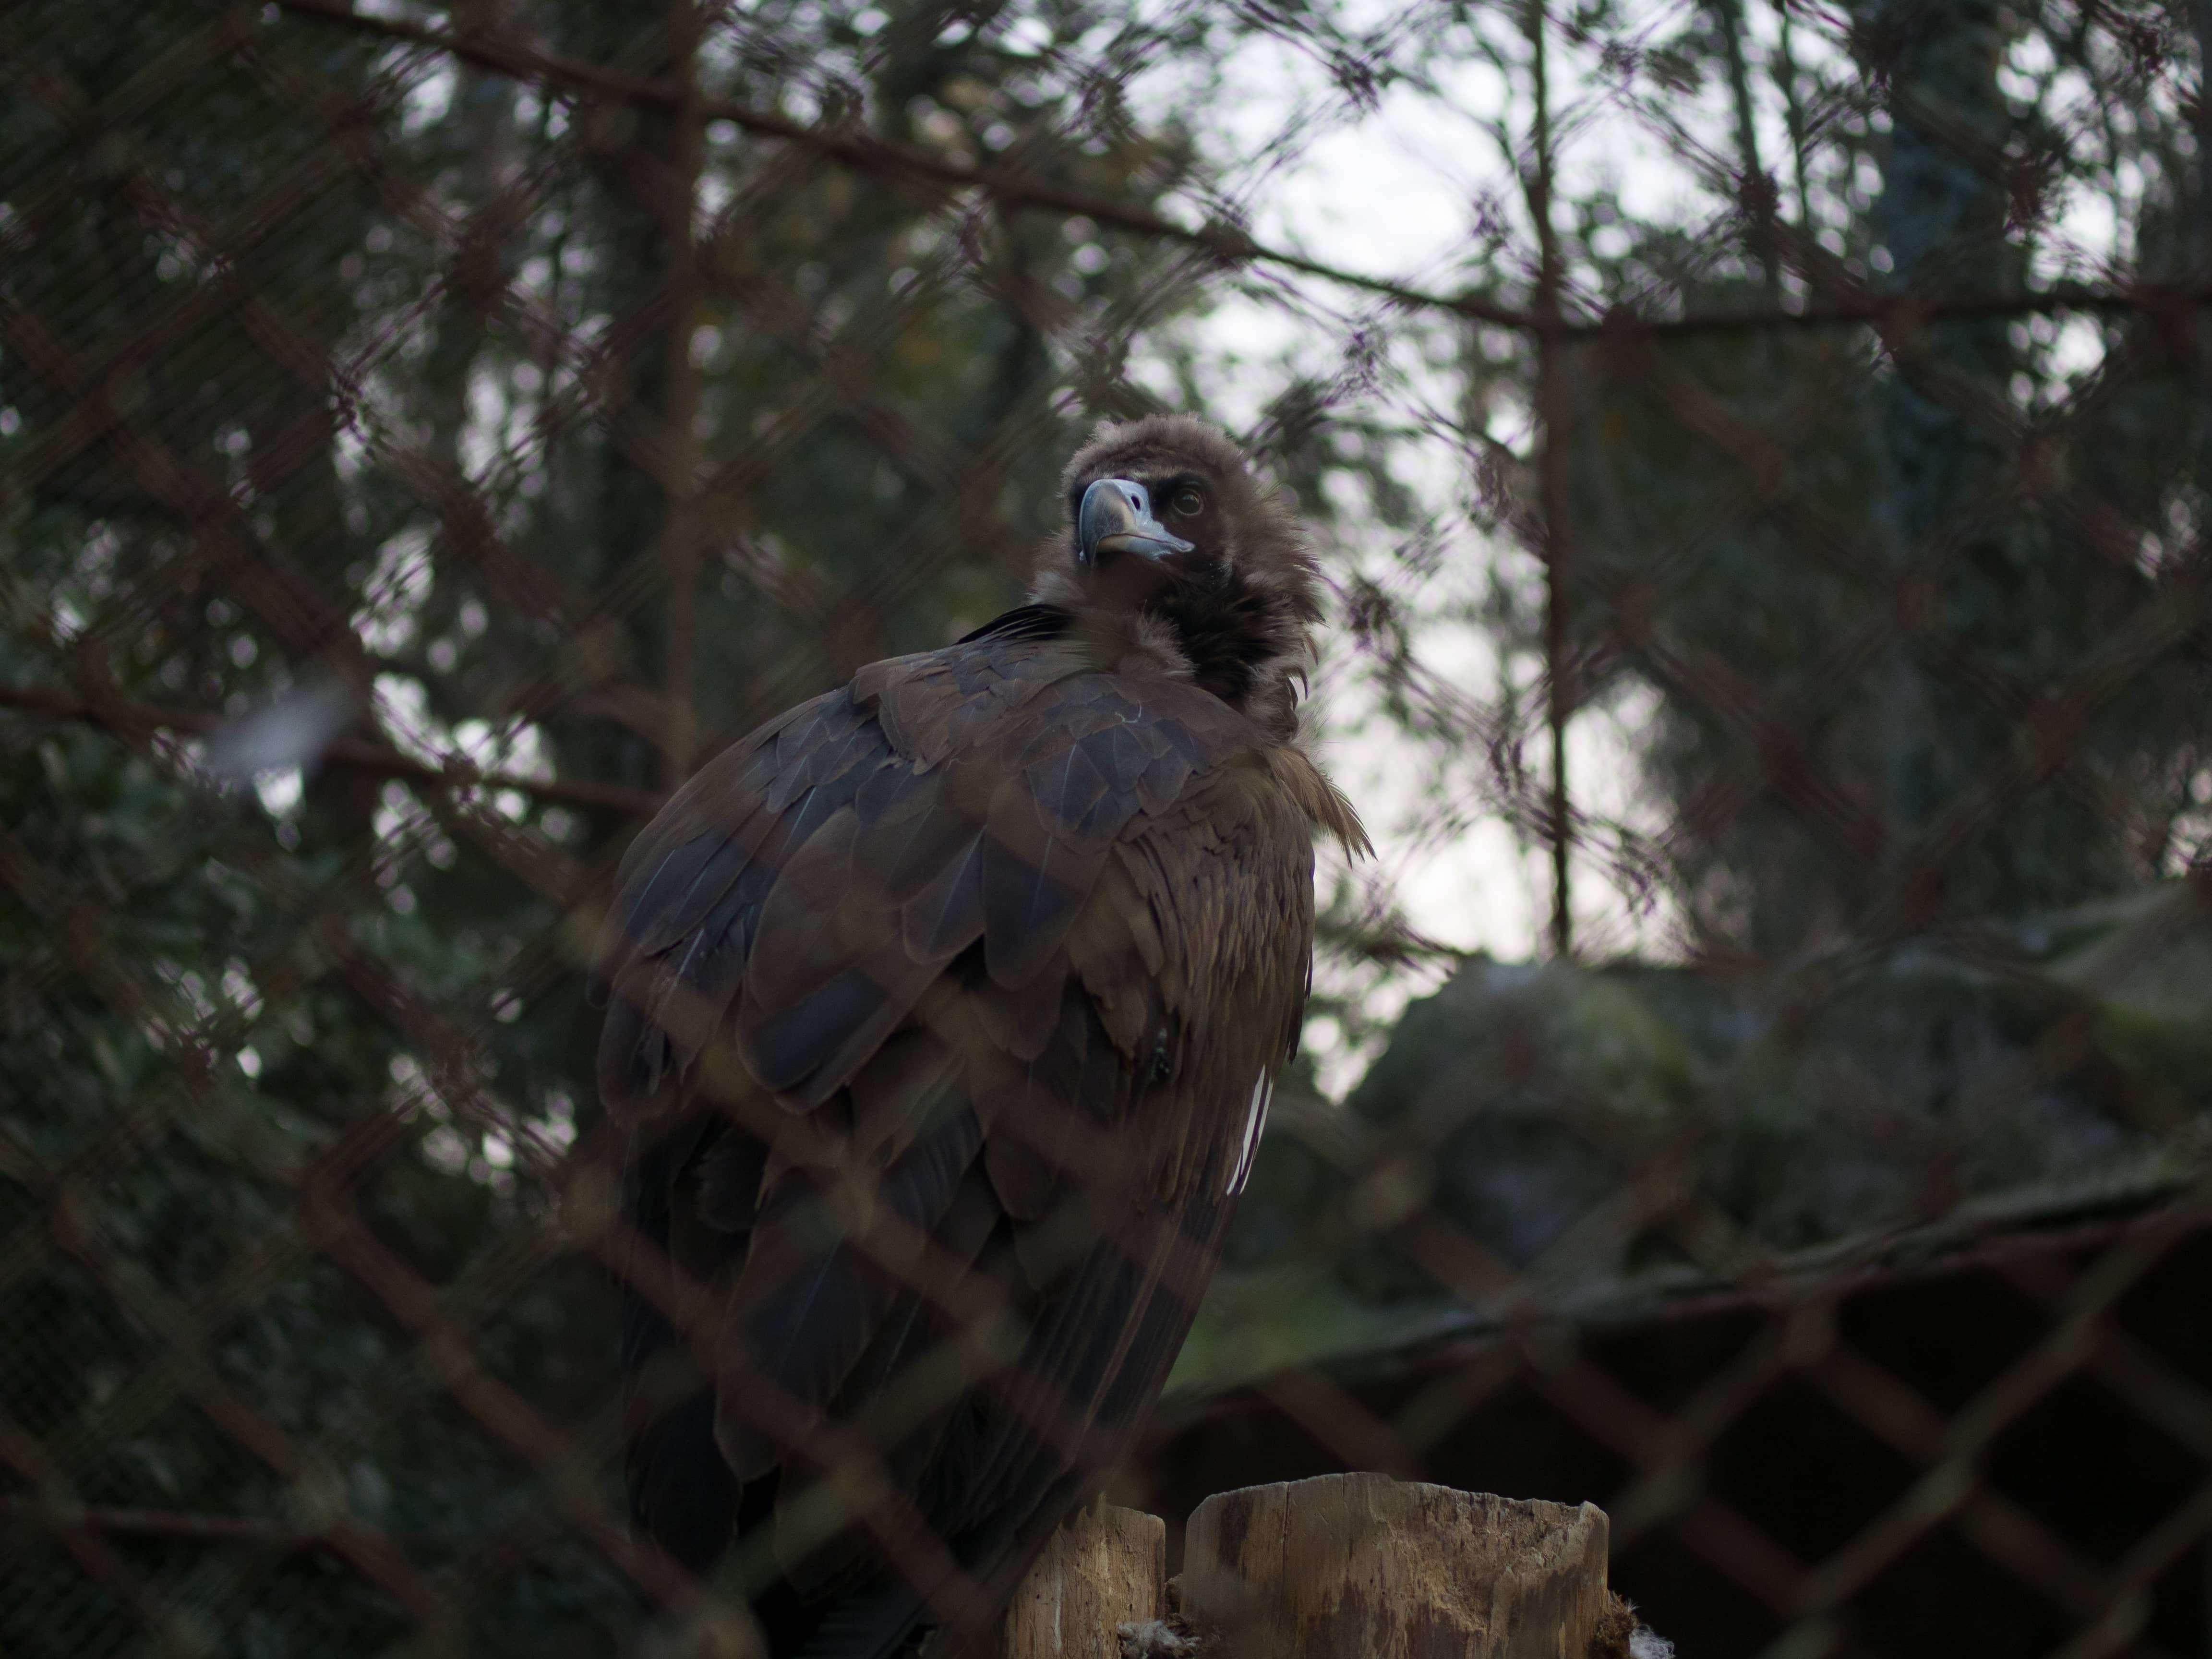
[
  {"x1": 1001, "y1": 1501, "x2": 1167, "y2": 1659},
  {"x1": 1180, "y1": 1473, "x2": 1612, "y2": 1658}
]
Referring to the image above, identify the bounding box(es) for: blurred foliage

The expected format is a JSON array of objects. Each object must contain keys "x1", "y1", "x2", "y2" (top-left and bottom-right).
[
  {"x1": 1198, "y1": 878, "x2": 2212, "y2": 1396},
  {"x1": 2, "y1": 0, "x2": 1225, "y2": 1649},
  {"x1": 1481, "y1": 0, "x2": 2212, "y2": 954}
]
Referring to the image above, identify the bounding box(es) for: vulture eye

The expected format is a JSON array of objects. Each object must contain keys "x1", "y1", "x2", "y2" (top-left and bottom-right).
[{"x1": 1168, "y1": 486, "x2": 1205, "y2": 517}]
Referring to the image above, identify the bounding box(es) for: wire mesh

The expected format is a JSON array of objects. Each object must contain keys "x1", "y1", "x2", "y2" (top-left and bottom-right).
[{"x1": 4, "y1": 1, "x2": 2212, "y2": 1655}]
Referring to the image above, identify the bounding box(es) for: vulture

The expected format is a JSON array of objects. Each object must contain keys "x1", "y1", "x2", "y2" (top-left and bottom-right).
[{"x1": 593, "y1": 415, "x2": 1365, "y2": 1658}]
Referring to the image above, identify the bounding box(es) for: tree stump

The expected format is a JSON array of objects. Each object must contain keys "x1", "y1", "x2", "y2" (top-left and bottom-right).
[
  {"x1": 1179, "y1": 1473, "x2": 1614, "y2": 1658},
  {"x1": 1001, "y1": 1500, "x2": 1168, "y2": 1658}
]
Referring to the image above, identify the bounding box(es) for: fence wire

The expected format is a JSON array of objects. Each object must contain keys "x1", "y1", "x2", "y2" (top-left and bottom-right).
[{"x1": 4, "y1": 1, "x2": 2212, "y2": 1655}]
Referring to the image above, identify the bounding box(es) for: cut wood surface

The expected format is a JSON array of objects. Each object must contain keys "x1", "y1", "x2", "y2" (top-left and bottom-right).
[
  {"x1": 1180, "y1": 1473, "x2": 1614, "y2": 1658},
  {"x1": 1001, "y1": 1501, "x2": 1167, "y2": 1658}
]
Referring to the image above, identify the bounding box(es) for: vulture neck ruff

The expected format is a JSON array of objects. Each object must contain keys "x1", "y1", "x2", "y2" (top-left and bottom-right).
[
  {"x1": 1031, "y1": 417, "x2": 1324, "y2": 742},
  {"x1": 996, "y1": 568, "x2": 1310, "y2": 741},
  {"x1": 1136, "y1": 556, "x2": 1296, "y2": 713}
]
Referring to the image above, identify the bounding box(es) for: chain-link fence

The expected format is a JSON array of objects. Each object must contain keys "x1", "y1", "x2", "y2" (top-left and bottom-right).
[{"x1": 5, "y1": 1, "x2": 2212, "y2": 1654}]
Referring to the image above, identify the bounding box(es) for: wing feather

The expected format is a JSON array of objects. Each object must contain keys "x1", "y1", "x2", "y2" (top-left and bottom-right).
[
  {"x1": 979, "y1": 826, "x2": 1099, "y2": 988},
  {"x1": 899, "y1": 837, "x2": 986, "y2": 962},
  {"x1": 715, "y1": 1094, "x2": 984, "y2": 1482}
]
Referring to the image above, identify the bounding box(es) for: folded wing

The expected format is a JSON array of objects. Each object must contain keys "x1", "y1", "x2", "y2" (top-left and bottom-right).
[{"x1": 596, "y1": 635, "x2": 1316, "y2": 1655}]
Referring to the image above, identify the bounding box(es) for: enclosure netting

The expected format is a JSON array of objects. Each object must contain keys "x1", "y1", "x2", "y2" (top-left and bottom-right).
[{"x1": 6, "y1": 1, "x2": 2212, "y2": 1654}]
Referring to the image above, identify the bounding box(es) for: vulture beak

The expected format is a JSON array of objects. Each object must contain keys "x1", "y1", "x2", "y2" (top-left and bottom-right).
[{"x1": 1077, "y1": 478, "x2": 1194, "y2": 566}]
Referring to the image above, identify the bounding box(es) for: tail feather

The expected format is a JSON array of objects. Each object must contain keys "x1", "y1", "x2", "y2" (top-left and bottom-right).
[{"x1": 786, "y1": 1583, "x2": 930, "y2": 1659}]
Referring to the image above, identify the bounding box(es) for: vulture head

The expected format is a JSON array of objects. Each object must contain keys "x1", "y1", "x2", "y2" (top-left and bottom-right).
[{"x1": 1031, "y1": 414, "x2": 1322, "y2": 738}]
